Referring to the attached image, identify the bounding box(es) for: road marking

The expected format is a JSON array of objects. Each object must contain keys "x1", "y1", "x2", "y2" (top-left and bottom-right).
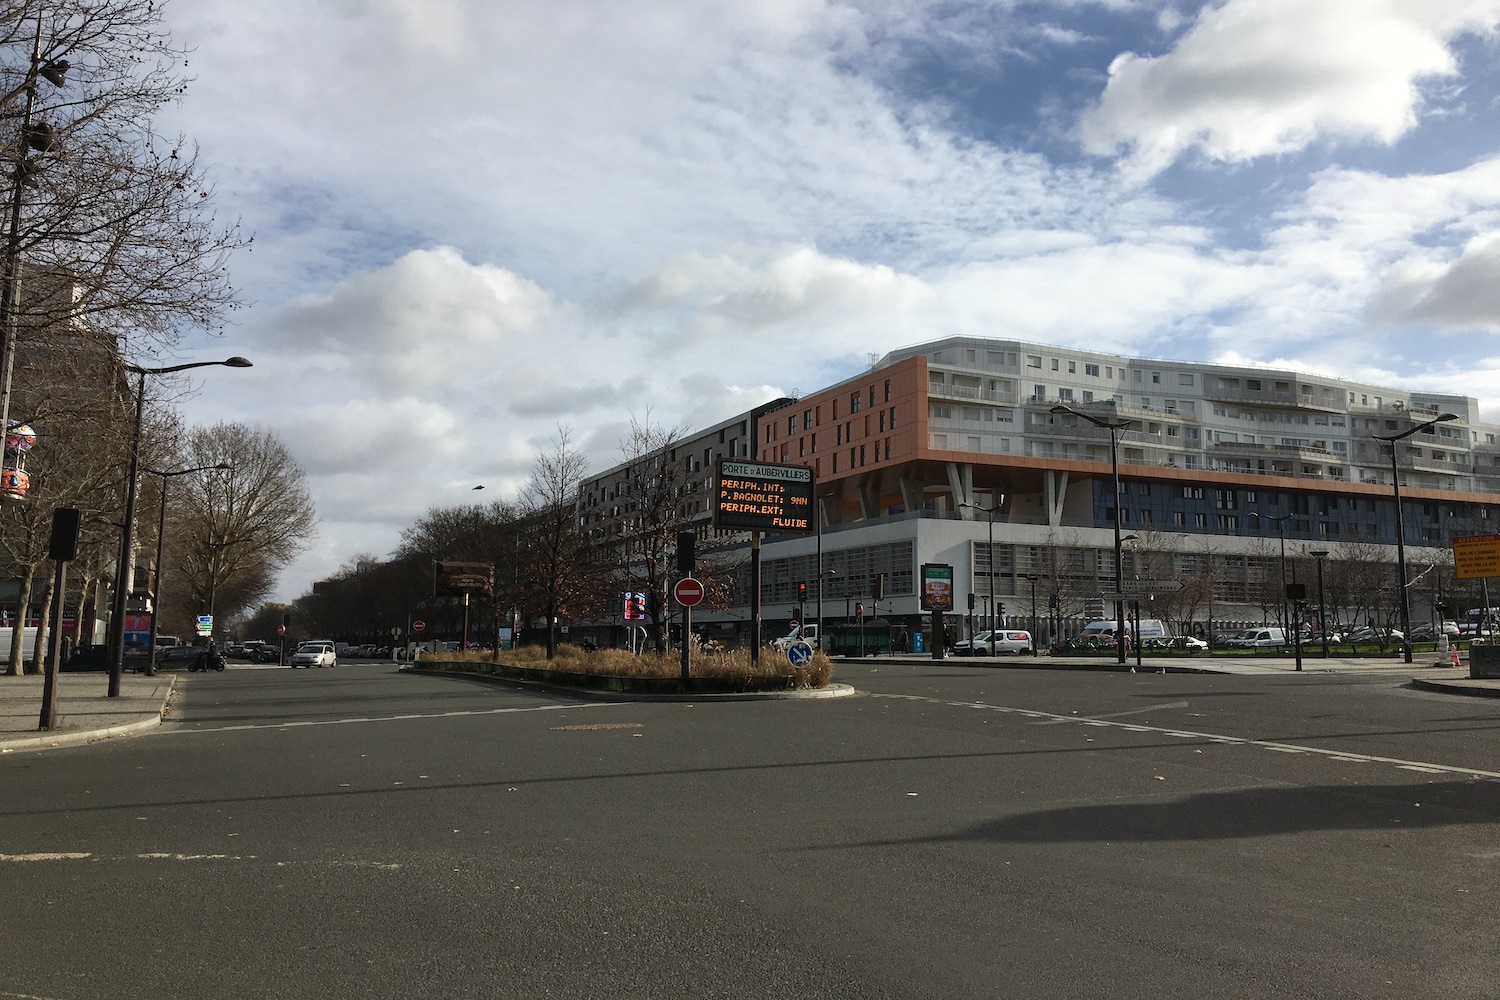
[
  {"x1": 870, "y1": 693, "x2": 1500, "y2": 780},
  {"x1": 1032, "y1": 700, "x2": 1190, "y2": 725},
  {"x1": 159, "y1": 701, "x2": 621, "y2": 736},
  {"x1": 0, "y1": 852, "x2": 91, "y2": 862}
]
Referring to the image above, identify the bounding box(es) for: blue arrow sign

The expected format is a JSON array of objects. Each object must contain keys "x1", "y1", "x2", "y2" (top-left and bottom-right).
[{"x1": 786, "y1": 641, "x2": 814, "y2": 667}]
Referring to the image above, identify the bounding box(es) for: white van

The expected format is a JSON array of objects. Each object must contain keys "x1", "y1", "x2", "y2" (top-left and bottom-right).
[
  {"x1": 1080, "y1": 618, "x2": 1168, "y2": 640},
  {"x1": 1225, "y1": 627, "x2": 1287, "y2": 648}
]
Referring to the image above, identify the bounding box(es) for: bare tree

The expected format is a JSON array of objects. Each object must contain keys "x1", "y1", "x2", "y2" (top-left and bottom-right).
[
  {"x1": 612, "y1": 413, "x2": 702, "y2": 652},
  {"x1": 165, "y1": 423, "x2": 315, "y2": 634},
  {"x1": 519, "y1": 427, "x2": 596, "y2": 660},
  {"x1": 1, "y1": 0, "x2": 244, "y2": 356}
]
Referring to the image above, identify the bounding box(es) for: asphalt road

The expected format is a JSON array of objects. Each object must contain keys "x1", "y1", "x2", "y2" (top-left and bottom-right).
[{"x1": 3, "y1": 660, "x2": 1499, "y2": 999}]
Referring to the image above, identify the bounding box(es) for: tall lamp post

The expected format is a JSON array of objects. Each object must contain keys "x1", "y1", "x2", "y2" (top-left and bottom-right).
[
  {"x1": 1051, "y1": 405, "x2": 1130, "y2": 667},
  {"x1": 107, "y1": 357, "x2": 251, "y2": 697},
  {"x1": 0, "y1": 16, "x2": 69, "y2": 476},
  {"x1": 143, "y1": 462, "x2": 230, "y2": 673},
  {"x1": 1310, "y1": 549, "x2": 1329, "y2": 658},
  {"x1": 1374, "y1": 412, "x2": 1459, "y2": 665},
  {"x1": 1023, "y1": 572, "x2": 1039, "y2": 656},
  {"x1": 1248, "y1": 511, "x2": 1292, "y2": 635},
  {"x1": 960, "y1": 500, "x2": 999, "y2": 655}
]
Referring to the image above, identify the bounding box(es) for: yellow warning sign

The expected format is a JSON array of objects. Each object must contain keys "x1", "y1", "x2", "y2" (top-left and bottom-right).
[{"x1": 1452, "y1": 534, "x2": 1500, "y2": 579}]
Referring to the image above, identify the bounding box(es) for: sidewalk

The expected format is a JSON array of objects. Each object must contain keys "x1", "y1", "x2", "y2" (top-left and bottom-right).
[
  {"x1": 865, "y1": 650, "x2": 1500, "y2": 697},
  {"x1": 0, "y1": 672, "x2": 177, "y2": 754}
]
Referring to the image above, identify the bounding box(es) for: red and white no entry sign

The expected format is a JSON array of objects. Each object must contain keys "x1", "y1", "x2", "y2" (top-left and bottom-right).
[
  {"x1": 673, "y1": 577, "x2": 705, "y2": 607},
  {"x1": 412, "y1": 620, "x2": 426, "y2": 632}
]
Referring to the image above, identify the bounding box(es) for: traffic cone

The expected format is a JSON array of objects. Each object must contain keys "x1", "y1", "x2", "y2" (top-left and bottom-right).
[{"x1": 1451, "y1": 649, "x2": 1462, "y2": 668}]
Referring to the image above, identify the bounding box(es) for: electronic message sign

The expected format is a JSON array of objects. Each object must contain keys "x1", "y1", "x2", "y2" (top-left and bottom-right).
[{"x1": 714, "y1": 460, "x2": 815, "y2": 533}]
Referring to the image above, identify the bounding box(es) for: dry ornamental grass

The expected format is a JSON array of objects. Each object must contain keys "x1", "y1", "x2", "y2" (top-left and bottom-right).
[{"x1": 420, "y1": 643, "x2": 833, "y2": 690}]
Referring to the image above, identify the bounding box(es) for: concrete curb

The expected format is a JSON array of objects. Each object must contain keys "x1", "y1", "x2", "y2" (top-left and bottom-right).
[
  {"x1": 1408, "y1": 677, "x2": 1500, "y2": 698},
  {"x1": 401, "y1": 666, "x2": 859, "y2": 702},
  {"x1": 0, "y1": 674, "x2": 177, "y2": 755}
]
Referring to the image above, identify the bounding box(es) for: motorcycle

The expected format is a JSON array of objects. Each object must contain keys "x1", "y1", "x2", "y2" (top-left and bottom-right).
[{"x1": 188, "y1": 650, "x2": 226, "y2": 672}]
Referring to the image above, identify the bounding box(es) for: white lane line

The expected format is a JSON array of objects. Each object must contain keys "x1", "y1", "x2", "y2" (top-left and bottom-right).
[
  {"x1": 870, "y1": 693, "x2": 1500, "y2": 780},
  {"x1": 1032, "y1": 700, "x2": 1191, "y2": 725},
  {"x1": 160, "y1": 701, "x2": 622, "y2": 736}
]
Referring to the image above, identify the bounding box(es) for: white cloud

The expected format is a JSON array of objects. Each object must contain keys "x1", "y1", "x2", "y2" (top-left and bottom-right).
[
  {"x1": 146, "y1": 0, "x2": 1500, "y2": 604},
  {"x1": 1078, "y1": 0, "x2": 1500, "y2": 178}
]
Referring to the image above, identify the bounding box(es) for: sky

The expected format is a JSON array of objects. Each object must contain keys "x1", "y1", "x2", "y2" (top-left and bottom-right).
[{"x1": 147, "y1": 0, "x2": 1500, "y2": 602}]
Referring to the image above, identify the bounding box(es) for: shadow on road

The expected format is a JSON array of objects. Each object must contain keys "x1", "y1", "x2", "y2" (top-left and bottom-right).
[{"x1": 867, "y1": 781, "x2": 1500, "y2": 846}]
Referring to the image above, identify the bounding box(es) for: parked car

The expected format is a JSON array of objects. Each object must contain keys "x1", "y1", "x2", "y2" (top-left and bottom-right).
[
  {"x1": 1154, "y1": 635, "x2": 1208, "y2": 651},
  {"x1": 62, "y1": 644, "x2": 111, "y2": 671},
  {"x1": 290, "y1": 642, "x2": 336, "y2": 668},
  {"x1": 156, "y1": 645, "x2": 204, "y2": 668},
  {"x1": 953, "y1": 630, "x2": 1032, "y2": 656},
  {"x1": 1223, "y1": 627, "x2": 1288, "y2": 648},
  {"x1": 1407, "y1": 622, "x2": 1459, "y2": 641},
  {"x1": 1345, "y1": 626, "x2": 1403, "y2": 644}
]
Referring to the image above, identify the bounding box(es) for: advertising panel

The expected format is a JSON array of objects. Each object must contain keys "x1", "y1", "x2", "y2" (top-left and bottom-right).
[
  {"x1": 713, "y1": 460, "x2": 815, "y2": 533},
  {"x1": 920, "y1": 563, "x2": 954, "y2": 612}
]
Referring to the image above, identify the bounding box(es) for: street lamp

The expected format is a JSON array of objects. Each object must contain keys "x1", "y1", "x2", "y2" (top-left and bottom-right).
[
  {"x1": 1051, "y1": 404, "x2": 1130, "y2": 667},
  {"x1": 143, "y1": 463, "x2": 230, "y2": 673},
  {"x1": 960, "y1": 500, "x2": 999, "y2": 655},
  {"x1": 107, "y1": 357, "x2": 251, "y2": 697},
  {"x1": 1310, "y1": 549, "x2": 1329, "y2": 658},
  {"x1": 1247, "y1": 511, "x2": 1292, "y2": 633},
  {"x1": 1023, "y1": 573, "x2": 1039, "y2": 656},
  {"x1": 1374, "y1": 412, "x2": 1459, "y2": 664},
  {"x1": 0, "y1": 16, "x2": 69, "y2": 491}
]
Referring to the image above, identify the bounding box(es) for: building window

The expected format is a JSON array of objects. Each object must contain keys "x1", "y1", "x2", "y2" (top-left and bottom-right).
[
  {"x1": 1027, "y1": 355, "x2": 1041, "y2": 368},
  {"x1": 1151, "y1": 371, "x2": 1161, "y2": 384},
  {"x1": 884, "y1": 380, "x2": 891, "y2": 402},
  {"x1": 1059, "y1": 388, "x2": 1074, "y2": 401},
  {"x1": 1085, "y1": 364, "x2": 1099, "y2": 377},
  {"x1": 1218, "y1": 515, "x2": 1238, "y2": 531},
  {"x1": 803, "y1": 409, "x2": 813, "y2": 430},
  {"x1": 1034, "y1": 385, "x2": 1046, "y2": 401},
  {"x1": 1051, "y1": 358, "x2": 1059, "y2": 371},
  {"x1": 1195, "y1": 513, "x2": 1208, "y2": 528},
  {"x1": 1068, "y1": 361, "x2": 1076, "y2": 373},
  {"x1": 851, "y1": 393, "x2": 861, "y2": 413},
  {"x1": 1173, "y1": 511, "x2": 1186, "y2": 526}
]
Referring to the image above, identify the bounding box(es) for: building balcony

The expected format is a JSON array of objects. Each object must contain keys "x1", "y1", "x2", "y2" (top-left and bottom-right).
[{"x1": 927, "y1": 380, "x2": 1020, "y2": 406}]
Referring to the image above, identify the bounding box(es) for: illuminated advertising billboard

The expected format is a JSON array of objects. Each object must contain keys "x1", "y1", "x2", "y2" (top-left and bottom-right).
[
  {"x1": 713, "y1": 460, "x2": 815, "y2": 533},
  {"x1": 920, "y1": 563, "x2": 954, "y2": 612}
]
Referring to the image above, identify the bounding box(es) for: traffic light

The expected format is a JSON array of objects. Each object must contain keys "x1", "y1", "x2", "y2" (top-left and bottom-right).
[
  {"x1": 797, "y1": 582, "x2": 807, "y2": 601},
  {"x1": 873, "y1": 573, "x2": 885, "y2": 601},
  {"x1": 967, "y1": 592, "x2": 976, "y2": 611}
]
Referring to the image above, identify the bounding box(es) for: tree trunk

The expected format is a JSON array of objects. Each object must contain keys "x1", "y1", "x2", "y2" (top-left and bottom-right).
[
  {"x1": 6, "y1": 564, "x2": 35, "y2": 677},
  {"x1": 30, "y1": 565, "x2": 55, "y2": 675}
]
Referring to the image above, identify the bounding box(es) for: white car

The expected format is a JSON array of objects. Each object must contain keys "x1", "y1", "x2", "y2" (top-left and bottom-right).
[
  {"x1": 953, "y1": 630, "x2": 1032, "y2": 656},
  {"x1": 290, "y1": 642, "x2": 336, "y2": 668}
]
